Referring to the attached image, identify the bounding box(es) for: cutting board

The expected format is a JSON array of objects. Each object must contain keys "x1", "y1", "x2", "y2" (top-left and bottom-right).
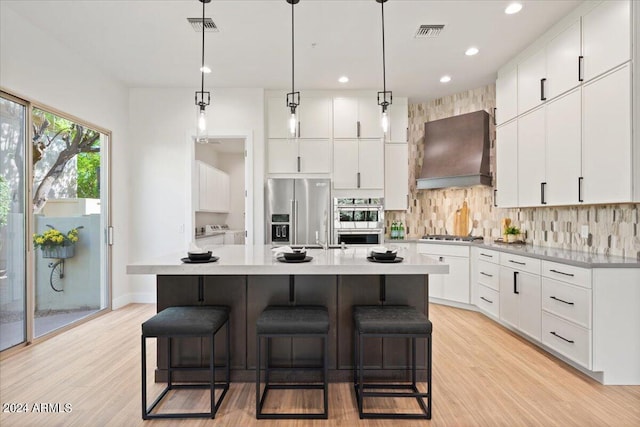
[{"x1": 448, "y1": 201, "x2": 471, "y2": 236}]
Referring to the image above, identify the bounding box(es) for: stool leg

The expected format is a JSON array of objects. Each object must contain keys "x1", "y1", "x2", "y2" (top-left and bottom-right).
[
  {"x1": 256, "y1": 334, "x2": 261, "y2": 418},
  {"x1": 265, "y1": 337, "x2": 271, "y2": 387},
  {"x1": 141, "y1": 335, "x2": 147, "y2": 420},
  {"x1": 226, "y1": 319, "x2": 231, "y2": 388},
  {"x1": 427, "y1": 334, "x2": 432, "y2": 419},
  {"x1": 210, "y1": 333, "x2": 215, "y2": 418},
  {"x1": 323, "y1": 334, "x2": 328, "y2": 418},
  {"x1": 412, "y1": 337, "x2": 417, "y2": 388},
  {"x1": 352, "y1": 328, "x2": 357, "y2": 389},
  {"x1": 167, "y1": 337, "x2": 172, "y2": 389},
  {"x1": 358, "y1": 333, "x2": 364, "y2": 418}
]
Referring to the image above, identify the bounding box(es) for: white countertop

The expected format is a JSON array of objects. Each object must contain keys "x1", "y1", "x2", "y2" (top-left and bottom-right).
[{"x1": 126, "y1": 243, "x2": 449, "y2": 276}]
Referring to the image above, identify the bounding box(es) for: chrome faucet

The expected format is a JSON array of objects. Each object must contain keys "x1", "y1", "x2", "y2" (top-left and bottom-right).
[{"x1": 315, "y1": 230, "x2": 328, "y2": 250}]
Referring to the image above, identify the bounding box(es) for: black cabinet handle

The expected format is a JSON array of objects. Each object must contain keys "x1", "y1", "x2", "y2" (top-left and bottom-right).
[
  {"x1": 357, "y1": 172, "x2": 361, "y2": 188},
  {"x1": 509, "y1": 259, "x2": 526, "y2": 266},
  {"x1": 297, "y1": 120, "x2": 301, "y2": 138},
  {"x1": 480, "y1": 253, "x2": 493, "y2": 258},
  {"x1": 550, "y1": 331, "x2": 574, "y2": 344},
  {"x1": 297, "y1": 156, "x2": 301, "y2": 172},
  {"x1": 549, "y1": 269, "x2": 575, "y2": 277},
  {"x1": 578, "y1": 56, "x2": 584, "y2": 82},
  {"x1": 480, "y1": 272, "x2": 493, "y2": 278},
  {"x1": 493, "y1": 189, "x2": 498, "y2": 207},
  {"x1": 550, "y1": 296, "x2": 575, "y2": 306},
  {"x1": 198, "y1": 276, "x2": 204, "y2": 302},
  {"x1": 357, "y1": 120, "x2": 361, "y2": 138},
  {"x1": 513, "y1": 271, "x2": 519, "y2": 294},
  {"x1": 578, "y1": 177, "x2": 584, "y2": 203},
  {"x1": 541, "y1": 182, "x2": 547, "y2": 205},
  {"x1": 493, "y1": 107, "x2": 497, "y2": 125},
  {"x1": 480, "y1": 296, "x2": 494, "y2": 304},
  {"x1": 540, "y1": 78, "x2": 547, "y2": 101},
  {"x1": 439, "y1": 256, "x2": 444, "y2": 262}
]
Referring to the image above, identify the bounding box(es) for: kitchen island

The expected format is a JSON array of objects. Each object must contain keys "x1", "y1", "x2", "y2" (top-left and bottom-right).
[{"x1": 127, "y1": 244, "x2": 448, "y2": 382}]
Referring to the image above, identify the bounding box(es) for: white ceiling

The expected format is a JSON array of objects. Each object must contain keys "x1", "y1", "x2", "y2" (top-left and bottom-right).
[{"x1": 3, "y1": 0, "x2": 582, "y2": 102}]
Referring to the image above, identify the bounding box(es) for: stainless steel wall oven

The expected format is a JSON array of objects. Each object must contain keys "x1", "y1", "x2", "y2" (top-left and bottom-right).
[{"x1": 333, "y1": 198, "x2": 384, "y2": 245}]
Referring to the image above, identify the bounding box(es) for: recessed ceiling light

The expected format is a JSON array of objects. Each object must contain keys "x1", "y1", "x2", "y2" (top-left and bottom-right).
[
  {"x1": 440, "y1": 75, "x2": 451, "y2": 83},
  {"x1": 465, "y1": 47, "x2": 479, "y2": 56},
  {"x1": 200, "y1": 66, "x2": 211, "y2": 73},
  {"x1": 505, "y1": 2, "x2": 523, "y2": 15},
  {"x1": 338, "y1": 76, "x2": 349, "y2": 83}
]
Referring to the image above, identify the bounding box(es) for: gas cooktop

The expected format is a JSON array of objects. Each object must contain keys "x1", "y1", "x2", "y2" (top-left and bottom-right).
[{"x1": 420, "y1": 235, "x2": 484, "y2": 242}]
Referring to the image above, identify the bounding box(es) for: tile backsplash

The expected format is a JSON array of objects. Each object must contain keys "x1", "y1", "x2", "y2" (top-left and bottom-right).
[{"x1": 386, "y1": 84, "x2": 640, "y2": 260}]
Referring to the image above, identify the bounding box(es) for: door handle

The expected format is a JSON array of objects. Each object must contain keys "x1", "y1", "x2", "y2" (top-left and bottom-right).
[
  {"x1": 297, "y1": 156, "x2": 301, "y2": 172},
  {"x1": 541, "y1": 182, "x2": 547, "y2": 205},
  {"x1": 107, "y1": 226, "x2": 114, "y2": 246},
  {"x1": 297, "y1": 120, "x2": 301, "y2": 138},
  {"x1": 493, "y1": 189, "x2": 497, "y2": 207},
  {"x1": 540, "y1": 78, "x2": 547, "y2": 101},
  {"x1": 493, "y1": 107, "x2": 497, "y2": 125},
  {"x1": 578, "y1": 56, "x2": 584, "y2": 82},
  {"x1": 578, "y1": 177, "x2": 584, "y2": 203},
  {"x1": 357, "y1": 121, "x2": 361, "y2": 138},
  {"x1": 357, "y1": 172, "x2": 361, "y2": 188},
  {"x1": 513, "y1": 271, "x2": 519, "y2": 294}
]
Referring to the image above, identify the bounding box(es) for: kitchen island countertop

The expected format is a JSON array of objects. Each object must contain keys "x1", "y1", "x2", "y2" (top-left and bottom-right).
[{"x1": 126, "y1": 243, "x2": 449, "y2": 276}]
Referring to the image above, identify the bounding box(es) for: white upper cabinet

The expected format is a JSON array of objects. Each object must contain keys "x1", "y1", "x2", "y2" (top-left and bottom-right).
[
  {"x1": 267, "y1": 139, "x2": 331, "y2": 174},
  {"x1": 496, "y1": 121, "x2": 518, "y2": 208},
  {"x1": 496, "y1": 67, "x2": 518, "y2": 125},
  {"x1": 546, "y1": 19, "x2": 582, "y2": 99},
  {"x1": 384, "y1": 143, "x2": 408, "y2": 210},
  {"x1": 333, "y1": 139, "x2": 383, "y2": 189},
  {"x1": 517, "y1": 107, "x2": 546, "y2": 207},
  {"x1": 582, "y1": 64, "x2": 632, "y2": 204},
  {"x1": 297, "y1": 97, "x2": 331, "y2": 138},
  {"x1": 267, "y1": 96, "x2": 291, "y2": 139},
  {"x1": 267, "y1": 95, "x2": 331, "y2": 139},
  {"x1": 582, "y1": 0, "x2": 631, "y2": 82},
  {"x1": 196, "y1": 161, "x2": 230, "y2": 213},
  {"x1": 333, "y1": 97, "x2": 383, "y2": 139},
  {"x1": 546, "y1": 88, "x2": 581, "y2": 205},
  {"x1": 517, "y1": 49, "x2": 546, "y2": 114},
  {"x1": 388, "y1": 98, "x2": 408, "y2": 142}
]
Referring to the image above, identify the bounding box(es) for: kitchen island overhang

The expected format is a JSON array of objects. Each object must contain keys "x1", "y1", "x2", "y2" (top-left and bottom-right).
[{"x1": 127, "y1": 244, "x2": 449, "y2": 382}]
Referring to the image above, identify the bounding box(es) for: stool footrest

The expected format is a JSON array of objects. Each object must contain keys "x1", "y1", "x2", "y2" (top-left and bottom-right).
[{"x1": 266, "y1": 384, "x2": 325, "y2": 390}]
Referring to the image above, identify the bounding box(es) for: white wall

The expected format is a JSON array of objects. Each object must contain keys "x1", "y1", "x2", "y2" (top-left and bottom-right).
[
  {"x1": 128, "y1": 87, "x2": 264, "y2": 301},
  {"x1": 0, "y1": 5, "x2": 131, "y2": 309}
]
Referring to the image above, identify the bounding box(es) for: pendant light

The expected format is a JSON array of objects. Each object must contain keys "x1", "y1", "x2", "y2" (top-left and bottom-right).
[
  {"x1": 195, "y1": 0, "x2": 211, "y2": 143},
  {"x1": 286, "y1": 0, "x2": 300, "y2": 138},
  {"x1": 376, "y1": 0, "x2": 392, "y2": 135}
]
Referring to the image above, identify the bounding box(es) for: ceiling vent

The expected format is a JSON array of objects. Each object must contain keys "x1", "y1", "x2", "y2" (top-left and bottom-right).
[
  {"x1": 415, "y1": 24, "x2": 445, "y2": 38},
  {"x1": 187, "y1": 17, "x2": 219, "y2": 32}
]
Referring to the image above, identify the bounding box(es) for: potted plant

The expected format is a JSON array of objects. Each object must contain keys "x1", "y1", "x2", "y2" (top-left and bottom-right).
[
  {"x1": 33, "y1": 225, "x2": 81, "y2": 259},
  {"x1": 504, "y1": 226, "x2": 521, "y2": 243}
]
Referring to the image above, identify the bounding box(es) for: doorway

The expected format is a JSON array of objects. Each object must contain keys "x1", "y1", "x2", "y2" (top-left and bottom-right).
[{"x1": 187, "y1": 132, "x2": 253, "y2": 246}]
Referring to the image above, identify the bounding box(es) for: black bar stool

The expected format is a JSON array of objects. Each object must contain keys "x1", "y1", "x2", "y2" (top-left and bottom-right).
[
  {"x1": 141, "y1": 306, "x2": 230, "y2": 419},
  {"x1": 256, "y1": 305, "x2": 329, "y2": 419},
  {"x1": 353, "y1": 305, "x2": 432, "y2": 419}
]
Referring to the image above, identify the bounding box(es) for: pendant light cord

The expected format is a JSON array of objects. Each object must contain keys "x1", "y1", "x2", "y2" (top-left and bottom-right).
[
  {"x1": 200, "y1": 0, "x2": 205, "y2": 99},
  {"x1": 381, "y1": 0, "x2": 386, "y2": 95},
  {"x1": 291, "y1": 0, "x2": 295, "y2": 95}
]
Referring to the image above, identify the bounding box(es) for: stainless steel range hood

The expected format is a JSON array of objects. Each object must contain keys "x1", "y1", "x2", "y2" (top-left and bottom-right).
[{"x1": 417, "y1": 110, "x2": 491, "y2": 189}]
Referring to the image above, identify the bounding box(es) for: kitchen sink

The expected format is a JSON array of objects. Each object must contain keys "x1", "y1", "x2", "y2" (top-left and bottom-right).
[{"x1": 276, "y1": 244, "x2": 348, "y2": 250}]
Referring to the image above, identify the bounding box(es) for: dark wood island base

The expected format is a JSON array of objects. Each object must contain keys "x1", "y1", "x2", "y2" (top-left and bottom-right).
[{"x1": 154, "y1": 274, "x2": 430, "y2": 383}]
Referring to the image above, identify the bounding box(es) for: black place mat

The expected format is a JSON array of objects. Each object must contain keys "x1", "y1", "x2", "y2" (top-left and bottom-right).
[
  {"x1": 181, "y1": 256, "x2": 219, "y2": 264},
  {"x1": 276, "y1": 256, "x2": 313, "y2": 263},
  {"x1": 366, "y1": 256, "x2": 403, "y2": 263}
]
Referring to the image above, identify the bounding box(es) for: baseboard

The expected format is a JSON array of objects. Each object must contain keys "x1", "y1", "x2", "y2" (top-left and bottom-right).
[
  {"x1": 429, "y1": 297, "x2": 477, "y2": 311},
  {"x1": 112, "y1": 292, "x2": 155, "y2": 309}
]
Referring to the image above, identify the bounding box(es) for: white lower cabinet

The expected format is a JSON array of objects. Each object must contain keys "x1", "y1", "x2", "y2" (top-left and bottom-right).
[
  {"x1": 500, "y1": 266, "x2": 541, "y2": 341},
  {"x1": 542, "y1": 312, "x2": 591, "y2": 369},
  {"x1": 468, "y1": 246, "x2": 640, "y2": 384},
  {"x1": 196, "y1": 234, "x2": 225, "y2": 247},
  {"x1": 418, "y1": 244, "x2": 470, "y2": 304}
]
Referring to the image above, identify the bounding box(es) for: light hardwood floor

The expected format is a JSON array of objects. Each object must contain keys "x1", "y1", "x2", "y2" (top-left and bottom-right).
[{"x1": 1, "y1": 303, "x2": 639, "y2": 427}]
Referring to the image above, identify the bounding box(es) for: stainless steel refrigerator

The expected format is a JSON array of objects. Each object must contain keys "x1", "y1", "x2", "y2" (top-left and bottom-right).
[{"x1": 266, "y1": 178, "x2": 331, "y2": 246}]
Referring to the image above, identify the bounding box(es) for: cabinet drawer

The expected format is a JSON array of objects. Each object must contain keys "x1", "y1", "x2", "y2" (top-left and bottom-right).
[
  {"x1": 417, "y1": 243, "x2": 470, "y2": 257},
  {"x1": 542, "y1": 312, "x2": 591, "y2": 369},
  {"x1": 477, "y1": 260, "x2": 499, "y2": 290},
  {"x1": 476, "y1": 248, "x2": 500, "y2": 264},
  {"x1": 499, "y1": 252, "x2": 541, "y2": 275},
  {"x1": 477, "y1": 284, "x2": 499, "y2": 318},
  {"x1": 542, "y1": 278, "x2": 591, "y2": 328},
  {"x1": 542, "y1": 261, "x2": 591, "y2": 289}
]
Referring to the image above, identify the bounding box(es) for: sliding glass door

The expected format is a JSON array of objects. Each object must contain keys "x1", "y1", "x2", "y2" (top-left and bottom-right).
[
  {"x1": 31, "y1": 106, "x2": 110, "y2": 338},
  {"x1": 0, "y1": 93, "x2": 27, "y2": 351},
  {"x1": 0, "y1": 91, "x2": 111, "y2": 352}
]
